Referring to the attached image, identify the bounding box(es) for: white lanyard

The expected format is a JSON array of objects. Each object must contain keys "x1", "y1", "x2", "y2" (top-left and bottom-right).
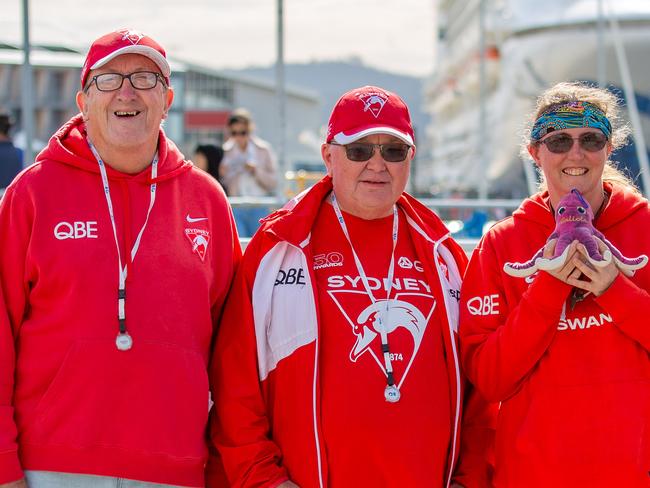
[
  {"x1": 330, "y1": 192, "x2": 402, "y2": 402},
  {"x1": 88, "y1": 140, "x2": 158, "y2": 351}
]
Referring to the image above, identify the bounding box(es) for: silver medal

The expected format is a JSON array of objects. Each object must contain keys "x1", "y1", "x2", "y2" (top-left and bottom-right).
[
  {"x1": 115, "y1": 332, "x2": 133, "y2": 351},
  {"x1": 384, "y1": 385, "x2": 401, "y2": 403}
]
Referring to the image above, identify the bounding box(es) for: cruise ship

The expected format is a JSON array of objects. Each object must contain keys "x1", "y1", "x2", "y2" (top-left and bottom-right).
[{"x1": 423, "y1": 0, "x2": 650, "y2": 198}]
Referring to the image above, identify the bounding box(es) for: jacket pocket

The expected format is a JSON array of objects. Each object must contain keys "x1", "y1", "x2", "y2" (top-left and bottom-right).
[
  {"x1": 512, "y1": 379, "x2": 649, "y2": 485},
  {"x1": 24, "y1": 340, "x2": 209, "y2": 461}
]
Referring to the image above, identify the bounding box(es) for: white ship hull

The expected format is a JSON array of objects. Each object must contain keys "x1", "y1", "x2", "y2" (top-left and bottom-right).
[{"x1": 424, "y1": 0, "x2": 650, "y2": 197}]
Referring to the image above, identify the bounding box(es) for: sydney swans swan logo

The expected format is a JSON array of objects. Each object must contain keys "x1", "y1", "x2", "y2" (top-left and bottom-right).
[{"x1": 329, "y1": 290, "x2": 435, "y2": 390}]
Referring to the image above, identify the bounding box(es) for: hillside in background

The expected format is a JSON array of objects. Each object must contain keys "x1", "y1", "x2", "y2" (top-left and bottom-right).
[{"x1": 225, "y1": 58, "x2": 429, "y2": 141}]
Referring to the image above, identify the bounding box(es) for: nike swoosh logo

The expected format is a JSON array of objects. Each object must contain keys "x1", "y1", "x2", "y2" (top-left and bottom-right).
[{"x1": 186, "y1": 214, "x2": 208, "y2": 223}]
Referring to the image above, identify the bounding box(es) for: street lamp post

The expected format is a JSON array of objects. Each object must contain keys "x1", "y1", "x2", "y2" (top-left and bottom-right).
[
  {"x1": 275, "y1": 0, "x2": 287, "y2": 199},
  {"x1": 478, "y1": 0, "x2": 489, "y2": 200},
  {"x1": 21, "y1": 0, "x2": 35, "y2": 164}
]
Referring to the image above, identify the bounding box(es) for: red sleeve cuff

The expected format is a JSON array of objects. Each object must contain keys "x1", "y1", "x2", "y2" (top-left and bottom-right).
[
  {"x1": 524, "y1": 271, "x2": 572, "y2": 316},
  {"x1": 268, "y1": 476, "x2": 290, "y2": 488},
  {"x1": 0, "y1": 450, "x2": 23, "y2": 484},
  {"x1": 594, "y1": 273, "x2": 634, "y2": 319}
]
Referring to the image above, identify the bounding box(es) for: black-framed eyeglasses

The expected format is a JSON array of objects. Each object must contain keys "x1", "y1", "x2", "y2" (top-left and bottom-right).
[
  {"x1": 330, "y1": 142, "x2": 412, "y2": 162},
  {"x1": 230, "y1": 130, "x2": 249, "y2": 137},
  {"x1": 536, "y1": 131, "x2": 608, "y2": 154},
  {"x1": 86, "y1": 71, "x2": 167, "y2": 92}
]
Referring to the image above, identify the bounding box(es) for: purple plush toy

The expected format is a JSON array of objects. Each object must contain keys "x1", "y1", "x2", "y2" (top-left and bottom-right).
[{"x1": 504, "y1": 188, "x2": 648, "y2": 278}]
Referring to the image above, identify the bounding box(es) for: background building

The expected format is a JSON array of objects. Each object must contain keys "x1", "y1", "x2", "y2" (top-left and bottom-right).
[{"x1": 0, "y1": 40, "x2": 321, "y2": 171}]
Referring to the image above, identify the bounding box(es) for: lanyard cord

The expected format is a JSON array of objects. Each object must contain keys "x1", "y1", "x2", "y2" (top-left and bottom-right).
[
  {"x1": 330, "y1": 193, "x2": 399, "y2": 388},
  {"x1": 88, "y1": 140, "x2": 158, "y2": 348}
]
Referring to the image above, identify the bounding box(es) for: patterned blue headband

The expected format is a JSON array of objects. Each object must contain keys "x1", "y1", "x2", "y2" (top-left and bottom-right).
[{"x1": 531, "y1": 101, "x2": 612, "y2": 141}]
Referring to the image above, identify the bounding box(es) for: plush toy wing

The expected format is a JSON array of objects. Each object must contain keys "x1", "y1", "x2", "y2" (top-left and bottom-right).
[
  {"x1": 593, "y1": 232, "x2": 648, "y2": 277},
  {"x1": 503, "y1": 247, "x2": 547, "y2": 278},
  {"x1": 503, "y1": 189, "x2": 648, "y2": 278}
]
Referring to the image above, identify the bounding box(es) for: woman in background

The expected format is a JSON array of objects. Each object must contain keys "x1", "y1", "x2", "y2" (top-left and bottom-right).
[
  {"x1": 194, "y1": 143, "x2": 226, "y2": 193},
  {"x1": 220, "y1": 109, "x2": 278, "y2": 237}
]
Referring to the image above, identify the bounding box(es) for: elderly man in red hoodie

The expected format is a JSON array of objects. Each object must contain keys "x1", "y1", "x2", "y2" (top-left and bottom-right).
[{"x1": 0, "y1": 29, "x2": 240, "y2": 487}]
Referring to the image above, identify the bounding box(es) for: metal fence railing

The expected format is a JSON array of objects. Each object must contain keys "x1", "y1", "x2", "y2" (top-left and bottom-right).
[
  {"x1": 0, "y1": 186, "x2": 521, "y2": 255},
  {"x1": 230, "y1": 196, "x2": 524, "y2": 254}
]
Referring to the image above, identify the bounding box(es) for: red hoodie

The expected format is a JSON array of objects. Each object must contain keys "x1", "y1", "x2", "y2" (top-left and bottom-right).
[
  {"x1": 0, "y1": 115, "x2": 241, "y2": 486},
  {"x1": 459, "y1": 183, "x2": 650, "y2": 487}
]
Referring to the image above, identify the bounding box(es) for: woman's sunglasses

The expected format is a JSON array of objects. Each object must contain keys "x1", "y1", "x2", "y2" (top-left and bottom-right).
[
  {"x1": 330, "y1": 142, "x2": 411, "y2": 162},
  {"x1": 536, "y1": 132, "x2": 608, "y2": 154}
]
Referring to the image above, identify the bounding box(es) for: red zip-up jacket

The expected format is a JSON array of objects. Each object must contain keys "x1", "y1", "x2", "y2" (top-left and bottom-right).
[
  {"x1": 208, "y1": 176, "x2": 496, "y2": 488},
  {"x1": 0, "y1": 115, "x2": 241, "y2": 486},
  {"x1": 459, "y1": 183, "x2": 650, "y2": 487}
]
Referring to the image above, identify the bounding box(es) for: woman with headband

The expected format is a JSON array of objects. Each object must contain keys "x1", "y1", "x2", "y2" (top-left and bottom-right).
[{"x1": 459, "y1": 82, "x2": 650, "y2": 487}]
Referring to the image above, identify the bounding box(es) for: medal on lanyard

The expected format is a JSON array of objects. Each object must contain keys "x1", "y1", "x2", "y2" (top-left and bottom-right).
[
  {"x1": 88, "y1": 140, "x2": 158, "y2": 351},
  {"x1": 330, "y1": 193, "x2": 402, "y2": 403},
  {"x1": 385, "y1": 384, "x2": 401, "y2": 403}
]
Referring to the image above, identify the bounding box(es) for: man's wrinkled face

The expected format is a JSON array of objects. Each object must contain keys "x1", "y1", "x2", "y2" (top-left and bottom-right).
[
  {"x1": 76, "y1": 53, "x2": 173, "y2": 154},
  {"x1": 322, "y1": 133, "x2": 414, "y2": 220}
]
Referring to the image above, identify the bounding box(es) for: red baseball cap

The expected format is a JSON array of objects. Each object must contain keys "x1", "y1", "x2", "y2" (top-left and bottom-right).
[
  {"x1": 326, "y1": 85, "x2": 414, "y2": 145},
  {"x1": 80, "y1": 29, "x2": 171, "y2": 89}
]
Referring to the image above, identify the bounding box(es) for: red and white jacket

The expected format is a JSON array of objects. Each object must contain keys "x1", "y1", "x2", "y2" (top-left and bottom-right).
[
  {"x1": 209, "y1": 176, "x2": 496, "y2": 488},
  {"x1": 459, "y1": 183, "x2": 650, "y2": 487},
  {"x1": 0, "y1": 115, "x2": 241, "y2": 486}
]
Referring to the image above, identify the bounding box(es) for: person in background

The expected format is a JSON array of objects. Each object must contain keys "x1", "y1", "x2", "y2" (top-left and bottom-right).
[
  {"x1": 220, "y1": 109, "x2": 278, "y2": 237},
  {"x1": 194, "y1": 143, "x2": 226, "y2": 192},
  {"x1": 0, "y1": 29, "x2": 240, "y2": 488},
  {"x1": 459, "y1": 81, "x2": 650, "y2": 487},
  {"x1": 0, "y1": 111, "x2": 23, "y2": 189},
  {"x1": 209, "y1": 85, "x2": 496, "y2": 488}
]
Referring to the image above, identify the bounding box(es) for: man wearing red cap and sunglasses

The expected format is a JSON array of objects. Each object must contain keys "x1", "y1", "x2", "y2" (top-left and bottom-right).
[
  {"x1": 209, "y1": 86, "x2": 495, "y2": 488},
  {"x1": 0, "y1": 29, "x2": 240, "y2": 487}
]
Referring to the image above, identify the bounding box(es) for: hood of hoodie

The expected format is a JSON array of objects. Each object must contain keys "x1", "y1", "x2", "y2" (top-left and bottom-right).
[
  {"x1": 511, "y1": 182, "x2": 648, "y2": 232},
  {"x1": 262, "y1": 175, "x2": 454, "y2": 248},
  {"x1": 35, "y1": 114, "x2": 192, "y2": 183}
]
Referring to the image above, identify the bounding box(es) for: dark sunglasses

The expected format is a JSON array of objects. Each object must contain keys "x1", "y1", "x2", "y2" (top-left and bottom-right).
[
  {"x1": 330, "y1": 142, "x2": 411, "y2": 162},
  {"x1": 536, "y1": 132, "x2": 608, "y2": 154},
  {"x1": 231, "y1": 130, "x2": 249, "y2": 137}
]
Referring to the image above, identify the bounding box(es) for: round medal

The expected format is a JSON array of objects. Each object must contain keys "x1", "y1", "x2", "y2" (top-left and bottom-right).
[
  {"x1": 384, "y1": 384, "x2": 401, "y2": 403},
  {"x1": 115, "y1": 332, "x2": 133, "y2": 351}
]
